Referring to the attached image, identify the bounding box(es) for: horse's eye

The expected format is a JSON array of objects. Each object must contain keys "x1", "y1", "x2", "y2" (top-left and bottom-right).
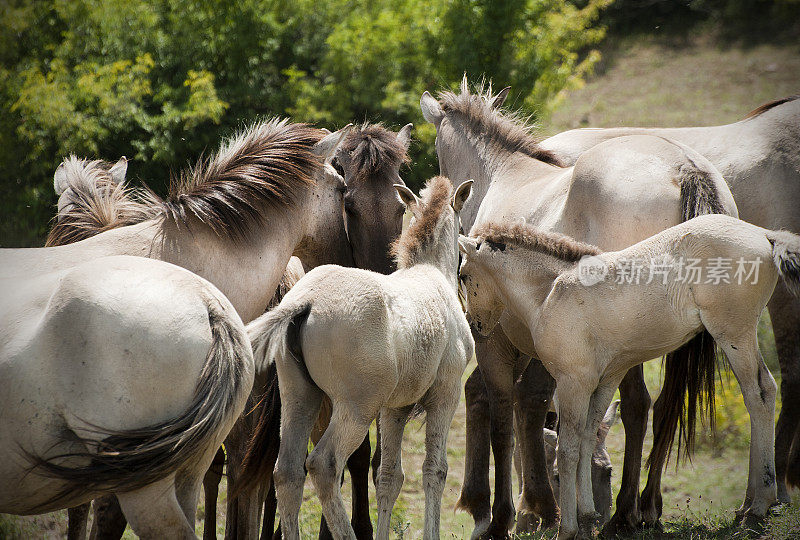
[{"x1": 331, "y1": 157, "x2": 345, "y2": 177}]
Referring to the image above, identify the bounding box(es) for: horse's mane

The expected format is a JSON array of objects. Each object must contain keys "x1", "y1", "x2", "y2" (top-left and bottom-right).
[
  {"x1": 471, "y1": 222, "x2": 601, "y2": 263},
  {"x1": 340, "y1": 123, "x2": 409, "y2": 181},
  {"x1": 437, "y1": 79, "x2": 563, "y2": 167},
  {"x1": 743, "y1": 95, "x2": 800, "y2": 120},
  {"x1": 391, "y1": 176, "x2": 453, "y2": 268},
  {"x1": 162, "y1": 118, "x2": 324, "y2": 242},
  {"x1": 45, "y1": 157, "x2": 159, "y2": 247}
]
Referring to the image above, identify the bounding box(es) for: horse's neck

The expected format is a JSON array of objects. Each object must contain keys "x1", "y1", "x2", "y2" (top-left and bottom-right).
[
  {"x1": 491, "y1": 251, "x2": 567, "y2": 329},
  {"x1": 459, "y1": 147, "x2": 561, "y2": 232}
]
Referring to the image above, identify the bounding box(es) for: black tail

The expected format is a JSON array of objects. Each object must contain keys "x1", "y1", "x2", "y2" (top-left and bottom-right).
[
  {"x1": 233, "y1": 302, "x2": 312, "y2": 497},
  {"x1": 26, "y1": 300, "x2": 251, "y2": 509},
  {"x1": 648, "y1": 159, "x2": 729, "y2": 471}
]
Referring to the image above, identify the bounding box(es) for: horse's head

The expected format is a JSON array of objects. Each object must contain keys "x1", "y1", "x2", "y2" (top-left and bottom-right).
[
  {"x1": 296, "y1": 125, "x2": 355, "y2": 268},
  {"x1": 457, "y1": 234, "x2": 506, "y2": 337},
  {"x1": 334, "y1": 123, "x2": 412, "y2": 274},
  {"x1": 546, "y1": 400, "x2": 620, "y2": 524}
]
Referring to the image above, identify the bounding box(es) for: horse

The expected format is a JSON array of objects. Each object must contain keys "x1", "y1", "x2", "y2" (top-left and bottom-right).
[
  {"x1": 2, "y1": 117, "x2": 354, "y2": 540},
  {"x1": 458, "y1": 214, "x2": 800, "y2": 538},
  {"x1": 539, "y1": 96, "x2": 800, "y2": 517},
  {"x1": 264, "y1": 122, "x2": 413, "y2": 540},
  {"x1": 0, "y1": 254, "x2": 254, "y2": 539},
  {"x1": 237, "y1": 176, "x2": 475, "y2": 540},
  {"x1": 419, "y1": 78, "x2": 738, "y2": 537}
]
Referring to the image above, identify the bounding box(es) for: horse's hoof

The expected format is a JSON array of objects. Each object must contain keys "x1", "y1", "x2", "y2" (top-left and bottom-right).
[
  {"x1": 739, "y1": 511, "x2": 767, "y2": 534},
  {"x1": 601, "y1": 510, "x2": 641, "y2": 538}
]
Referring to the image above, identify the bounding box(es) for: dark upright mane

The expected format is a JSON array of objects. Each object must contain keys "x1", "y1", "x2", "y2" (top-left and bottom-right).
[
  {"x1": 340, "y1": 123, "x2": 409, "y2": 181},
  {"x1": 438, "y1": 80, "x2": 564, "y2": 167},
  {"x1": 391, "y1": 176, "x2": 453, "y2": 268},
  {"x1": 471, "y1": 222, "x2": 601, "y2": 263},
  {"x1": 743, "y1": 95, "x2": 800, "y2": 120},
  {"x1": 162, "y1": 118, "x2": 324, "y2": 242}
]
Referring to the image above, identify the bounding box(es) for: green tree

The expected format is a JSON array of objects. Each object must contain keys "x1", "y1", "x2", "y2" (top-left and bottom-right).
[{"x1": 1, "y1": 0, "x2": 611, "y2": 246}]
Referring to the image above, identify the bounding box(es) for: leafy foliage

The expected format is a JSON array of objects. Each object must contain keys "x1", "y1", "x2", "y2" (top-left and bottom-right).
[{"x1": 1, "y1": 0, "x2": 612, "y2": 246}]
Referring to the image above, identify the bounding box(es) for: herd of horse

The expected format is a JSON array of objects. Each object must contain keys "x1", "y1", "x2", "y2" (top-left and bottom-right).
[{"x1": 1, "y1": 79, "x2": 799, "y2": 540}]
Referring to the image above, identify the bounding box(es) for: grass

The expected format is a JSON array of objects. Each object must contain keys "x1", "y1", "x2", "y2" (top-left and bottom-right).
[{"x1": 4, "y1": 31, "x2": 800, "y2": 540}]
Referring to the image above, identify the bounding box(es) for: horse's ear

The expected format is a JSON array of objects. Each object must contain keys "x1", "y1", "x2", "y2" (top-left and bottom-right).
[
  {"x1": 54, "y1": 161, "x2": 69, "y2": 195},
  {"x1": 320, "y1": 127, "x2": 332, "y2": 135},
  {"x1": 452, "y1": 179, "x2": 474, "y2": 213},
  {"x1": 543, "y1": 427, "x2": 558, "y2": 448},
  {"x1": 394, "y1": 184, "x2": 420, "y2": 215},
  {"x1": 109, "y1": 156, "x2": 128, "y2": 185},
  {"x1": 314, "y1": 124, "x2": 352, "y2": 159},
  {"x1": 420, "y1": 91, "x2": 444, "y2": 126},
  {"x1": 489, "y1": 86, "x2": 511, "y2": 109},
  {"x1": 397, "y1": 123, "x2": 413, "y2": 151},
  {"x1": 458, "y1": 235, "x2": 478, "y2": 255}
]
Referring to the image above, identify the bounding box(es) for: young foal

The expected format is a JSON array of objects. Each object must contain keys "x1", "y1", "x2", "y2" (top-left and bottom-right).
[
  {"x1": 241, "y1": 176, "x2": 475, "y2": 539},
  {"x1": 458, "y1": 214, "x2": 800, "y2": 539}
]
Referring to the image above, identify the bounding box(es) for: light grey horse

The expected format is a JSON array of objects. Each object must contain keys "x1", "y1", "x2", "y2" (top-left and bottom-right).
[{"x1": 420, "y1": 78, "x2": 737, "y2": 537}]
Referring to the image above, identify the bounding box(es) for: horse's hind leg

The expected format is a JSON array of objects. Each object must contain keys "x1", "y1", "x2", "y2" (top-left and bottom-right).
[
  {"x1": 376, "y1": 406, "x2": 413, "y2": 540},
  {"x1": 68, "y1": 503, "x2": 90, "y2": 540},
  {"x1": 716, "y1": 331, "x2": 778, "y2": 519},
  {"x1": 320, "y1": 435, "x2": 373, "y2": 540},
  {"x1": 421, "y1": 374, "x2": 462, "y2": 540},
  {"x1": 273, "y1": 364, "x2": 324, "y2": 540},
  {"x1": 116, "y1": 476, "x2": 196, "y2": 540},
  {"x1": 307, "y1": 404, "x2": 376, "y2": 540},
  {"x1": 202, "y1": 447, "x2": 225, "y2": 540},
  {"x1": 456, "y1": 366, "x2": 492, "y2": 538},
  {"x1": 767, "y1": 285, "x2": 800, "y2": 503}
]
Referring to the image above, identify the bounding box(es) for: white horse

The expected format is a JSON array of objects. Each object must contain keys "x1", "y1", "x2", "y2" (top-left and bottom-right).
[
  {"x1": 239, "y1": 176, "x2": 475, "y2": 540},
  {"x1": 540, "y1": 96, "x2": 800, "y2": 505},
  {"x1": 0, "y1": 255, "x2": 254, "y2": 539},
  {"x1": 458, "y1": 214, "x2": 800, "y2": 538}
]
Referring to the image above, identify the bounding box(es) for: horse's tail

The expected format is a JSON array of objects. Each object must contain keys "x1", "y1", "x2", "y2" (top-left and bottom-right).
[
  {"x1": 27, "y1": 297, "x2": 252, "y2": 507},
  {"x1": 767, "y1": 229, "x2": 800, "y2": 297},
  {"x1": 233, "y1": 301, "x2": 312, "y2": 498},
  {"x1": 46, "y1": 156, "x2": 157, "y2": 247},
  {"x1": 648, "y1": 158, "x2": 732, "y2": 471}
]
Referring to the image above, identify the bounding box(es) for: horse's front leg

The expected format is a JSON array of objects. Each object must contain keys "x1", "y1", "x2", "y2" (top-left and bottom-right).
[
  {"x1": 456, "y1": 366, "x2": 492, "y2": 538},
  {"x1": 202, "y1": 447, "x2": 225, "y2": 540},
  {"x1": 604, "y1": 365, "x2": 650, "y2": 536},
  {"x1": 67, "y1": 503, "x2": 90, "y2": 540},
  {"x1": 514, "y1": 357, "x2": 559, "y2": 532},
  {"x1": 476, "y1": 330, "x2": 520, "y2": 538}
]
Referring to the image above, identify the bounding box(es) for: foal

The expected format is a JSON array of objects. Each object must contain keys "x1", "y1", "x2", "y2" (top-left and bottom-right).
[
  {"x1": 241, "y1": 176, "x2": 475, "y2": 539},
  {"x1": 458, "y1": 214, "x2": 800, "y2": 539}
]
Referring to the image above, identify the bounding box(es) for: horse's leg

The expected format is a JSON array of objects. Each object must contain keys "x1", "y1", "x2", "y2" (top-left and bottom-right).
[
  {"x1": 307, "y1": 404, "x2": 376, "y2": 540},
  {"x1": 476, "y1": 331, "x2": 518, "y2": 538},
  {"x1": 456, "y1": 366, "x2": 492, "y2": 539},
  {"x1": 421, "y1": 374, "x2": 462, "y2": 540},
  {"x1": 261, "y1": 481, "x2": 277, "y2": 540},
  {"x1": 605, "y1": 365, "x2": 650, "y2": 535},
  {"x1": 718, "y1": 334, "x2": 779, "y2": 520},
  {"x1": 376, "y1": 406, "x2": 413, "y2": 540},
  {"x1": 514, "y1": 357, "x2": 558, "y2": 531},
  {"x1": 89, "y1": 496, "x2": 127, "y2": 540},
  {"x1": 273, "y1": 366, "x2": 324, "y2": 540},
  {"x1": 347, "y1": 435, "x2": 373, "y2": 539},
  {"x1": 640, "y1": 390, "x2": 666, "y2": 529},
  {"x1": 577, "y1": 384, "x2": 619, "y2": 538},
  {"x1": 224, "y1": 416, "x2": 265, "y2": 540},
  {"x1": 116, "y1": 476, "x2": 196, "y2": 540},
  {"x1": 554, "y1": 380, "x2": 591, "y2": 540},
  {"x1": 202, "y1": 447, "x2": 225, "y2": 540},
  {"x1": 767, "y1": 284, "x2": 800, "y2": 503},
  {"x1": 372, "y1": 422, "x2": 382, "y2": 486},
  {"x1": 68, "y1": 503, "x2": 91, "y2": 540}
]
